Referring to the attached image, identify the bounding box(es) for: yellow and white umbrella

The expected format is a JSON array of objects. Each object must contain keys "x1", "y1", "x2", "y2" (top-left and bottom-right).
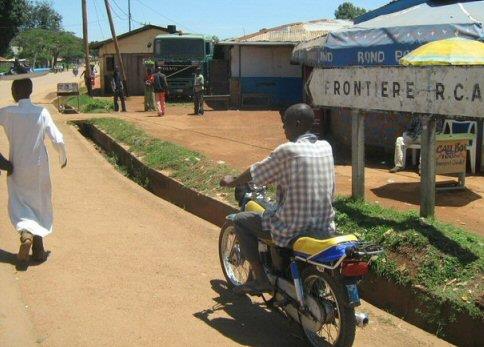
[{"x1": 400, "y1": 37, "x2": 484, "y2": 66}]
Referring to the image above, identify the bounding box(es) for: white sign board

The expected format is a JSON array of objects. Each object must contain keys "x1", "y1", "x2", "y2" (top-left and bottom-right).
[{"x1": 308, "y1": 66, "x2": 483, "y2": 118}]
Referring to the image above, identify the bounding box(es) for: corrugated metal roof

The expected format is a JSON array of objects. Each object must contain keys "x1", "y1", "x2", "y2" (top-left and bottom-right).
[{"x1": 222, "y1": 19, "x2": 352, "y2": 45}]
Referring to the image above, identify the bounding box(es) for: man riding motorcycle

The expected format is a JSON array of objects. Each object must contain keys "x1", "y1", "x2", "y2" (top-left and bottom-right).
[{"x1": 220, "y1": 103, "x2": 336, "y2": 294}]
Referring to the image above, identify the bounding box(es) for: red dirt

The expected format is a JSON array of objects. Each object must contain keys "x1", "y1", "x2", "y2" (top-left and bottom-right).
[{"x1": 113, "y1": 96, "x2": 484, "y2": 238}]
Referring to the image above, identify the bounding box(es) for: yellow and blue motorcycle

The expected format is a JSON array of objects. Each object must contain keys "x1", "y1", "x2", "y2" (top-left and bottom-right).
[{"x1": 219, "y1": 183, "x2": 383, "y2": 347}]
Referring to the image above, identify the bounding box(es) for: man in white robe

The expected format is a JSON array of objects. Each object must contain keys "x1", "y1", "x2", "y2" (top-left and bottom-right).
[{"x1": 0, "y1": 78, "x2": 67, "y2": 265}]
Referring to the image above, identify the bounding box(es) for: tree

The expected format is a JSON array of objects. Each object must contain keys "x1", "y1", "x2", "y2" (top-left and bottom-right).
[
  {"x1": 23, "y1": 0, "x2": 62, "y2": 31},
  {"x1": 0, "y1": 0, "x2": 29, "y2": 55},
  {"x1": 51, "y1": 31, "x2": 84, "y2": 66},
  {"x1": 335, "y1": 2, "x2": 367, "y2": 20},
  {"x1": 11, "y1": 28, "x2": 51, "y2": 67},
  {"x1": 12, "y1": 28, "x2": 83, "y2": 67}
]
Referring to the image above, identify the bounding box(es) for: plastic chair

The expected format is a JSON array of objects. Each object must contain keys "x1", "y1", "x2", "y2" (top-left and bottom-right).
[{"x1": 443, "y1": 119, "x2": 477, "y2": 174}]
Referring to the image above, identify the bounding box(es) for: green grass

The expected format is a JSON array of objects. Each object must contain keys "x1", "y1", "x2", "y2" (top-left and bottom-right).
[
  {"x1": 0, "y1": 65, "x2": 11, "y2": 74},
  {"x1": 87, "y1": 117, "x2": 483, "y2": 321},
  {"x1": 67, "y1": 95, "x2": 113, "y2": 113},
  {"x1": 88, "y1": 117, "x2": 237, "y2": 201},
  {"x1": 335, "y1": 197, "x2": 483, "y2": 318}
]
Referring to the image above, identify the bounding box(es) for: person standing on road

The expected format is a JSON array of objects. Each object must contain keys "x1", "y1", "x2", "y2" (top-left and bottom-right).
[
  {"x1": 193, "y1": 67, "x2": 204, "y2": 116},
  {"x1": 0, "y1": 78, "x2": 67, "y2": 268},
  {"x1": 111, "y1": 66, "x2": 127, "y2": 112},
  {"x1": 150, "y1": 66, "x2": 169, "y2": 117},
  {"x1": 144, "y1": 68, "x2": 156, "y2": 112}
]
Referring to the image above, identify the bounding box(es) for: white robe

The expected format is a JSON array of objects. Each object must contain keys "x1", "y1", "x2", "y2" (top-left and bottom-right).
[{"x1": 0, "y1": 99, "x2": 66, "y2": 237}]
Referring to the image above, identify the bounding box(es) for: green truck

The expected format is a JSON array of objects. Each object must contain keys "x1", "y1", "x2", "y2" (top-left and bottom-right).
[{"x1": 153, "y1": 33, "x2": 215, "y2": 97}]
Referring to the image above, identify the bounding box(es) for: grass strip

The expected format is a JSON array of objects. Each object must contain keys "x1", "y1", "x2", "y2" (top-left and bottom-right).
[
  {"x1": 67, "y1": 94, "x2": 113, "y2": 113},
  {"x1": 87, "y1": 117, "x2": 483, "y2": 322},
  {"x1": 87, "y1": 117, "x2": 238, "y2": 202}
]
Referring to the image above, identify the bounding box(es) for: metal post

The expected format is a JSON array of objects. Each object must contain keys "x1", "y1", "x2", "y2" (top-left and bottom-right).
[
  {"x1": 351, "y1": 109, "x2": 365, "y2": 200},
  {"x1": 82, "y1": 0, "x2": 92, "y2": 96},
  {"x1": 420, "y1": 115, "x2": 436, "y2": 218},
  {"x1": 104, "y1": 0, "x2": 128, "y2": 95}
]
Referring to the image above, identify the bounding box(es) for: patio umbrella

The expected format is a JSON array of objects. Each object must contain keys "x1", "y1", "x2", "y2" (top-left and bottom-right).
[{"x1": 400, "y1": 37, "x2": 484, "y2": 66}]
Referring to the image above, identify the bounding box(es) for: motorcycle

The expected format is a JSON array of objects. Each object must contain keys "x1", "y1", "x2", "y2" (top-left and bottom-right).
[{"x1": 218, "y1": 183, "x2": 383, "y2": 347}]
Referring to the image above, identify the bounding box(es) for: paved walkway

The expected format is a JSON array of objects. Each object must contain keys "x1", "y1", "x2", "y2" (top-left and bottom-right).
[{"x1": 0, "y1": 75, "x2": 452, "y2": 346}]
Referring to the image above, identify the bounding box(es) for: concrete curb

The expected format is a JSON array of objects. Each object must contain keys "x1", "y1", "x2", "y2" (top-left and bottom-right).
[{"x1": 75, "y1": 120, "x2": 483, "y2": 346}]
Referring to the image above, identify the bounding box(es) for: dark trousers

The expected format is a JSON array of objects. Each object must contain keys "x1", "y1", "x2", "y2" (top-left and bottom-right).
[
  {"x1": 114, "y1": 90, "x2": 126, "y2": 112},
  {"x1": 233, "y1": 212, "x2": 271, "y2": 263},
  {"x1": 194, "y1": 91, "x2": 204, "y2": 115}
]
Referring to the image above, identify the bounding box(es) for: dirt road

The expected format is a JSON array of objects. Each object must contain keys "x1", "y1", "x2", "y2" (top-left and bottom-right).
[
  {"x1": 115, "y1": 97, "x2": 483, "y2": 237},
  {"x1": 0, "y1": 76, "x2": 452, "y2": 346},
  {"x1": 0, "y1": 70, "x2": 83, "y2": 107}
]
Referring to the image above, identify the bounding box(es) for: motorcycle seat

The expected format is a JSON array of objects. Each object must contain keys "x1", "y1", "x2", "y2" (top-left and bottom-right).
[{"x1": 293, "y1": 234, "x2": 358, "y2": 257}]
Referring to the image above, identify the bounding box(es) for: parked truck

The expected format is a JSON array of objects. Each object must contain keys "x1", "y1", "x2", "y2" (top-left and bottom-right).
[{"x1": 153, "y1": 33, "x2": 215, "y2": 98}]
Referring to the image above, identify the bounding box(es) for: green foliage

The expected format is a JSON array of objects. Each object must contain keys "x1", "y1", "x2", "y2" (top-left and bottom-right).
[
  {"x1": 22, "y1": 0, "x2": 62, "y2": 31},
  {"x1": 334, "y1": 197, "x2": 483, "y2": 317},
  {"x1": 12, "y1": 28, "x2": 83, "y2": 66},
  {"x1": 334, "y1": 2, "x2": 367, "y2": 20},
  {"x1": 0, "y1": 0, "x2": 29, "y2": 55}
]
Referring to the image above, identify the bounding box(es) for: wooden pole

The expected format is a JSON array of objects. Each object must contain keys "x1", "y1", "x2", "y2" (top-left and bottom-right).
[
  {"x1": 104, "y1": 0, "x2": 128, "y2": 94},
  {"x1": 238, "y1": 45, "x2": 242, "y2": 108},
  {"x1": 128, "y1": 0, "x2": 132, "y2": 32},
  {"x1": 420, "y1": 115, "x2": 436, "y2": 218},
  {"x1": 351, "y1": 109, "x2": 365, "y2": 200},
  {"x1": 81, "y1": 0, "x2": 92, "y2": 96}
]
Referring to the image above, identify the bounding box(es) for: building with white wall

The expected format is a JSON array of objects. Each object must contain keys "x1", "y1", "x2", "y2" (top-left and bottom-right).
[{"x1": 219, "y1": 19, "x2": 351, "y2": 108}]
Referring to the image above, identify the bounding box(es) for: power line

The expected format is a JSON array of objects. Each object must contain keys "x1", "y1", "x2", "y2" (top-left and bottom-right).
[
  {"x1": 134, "y1": 0, "x2": 195, "y2": 32},
  {"x1": 111, "y1": 0, "x2": 129, "y2": 18},
  {"x1": 91, "y1": 0, "x2": 106, "y2": 38}
]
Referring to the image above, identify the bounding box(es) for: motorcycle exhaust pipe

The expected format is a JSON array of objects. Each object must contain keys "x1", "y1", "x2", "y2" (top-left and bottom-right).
[{"x1": 355, "y1": 312, "x2": 369, "y2": 327}]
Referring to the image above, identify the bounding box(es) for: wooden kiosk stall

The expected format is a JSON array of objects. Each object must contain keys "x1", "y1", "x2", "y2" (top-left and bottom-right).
[{"x1": 307, "y1": 66, "x2": 482, "y2": 217}]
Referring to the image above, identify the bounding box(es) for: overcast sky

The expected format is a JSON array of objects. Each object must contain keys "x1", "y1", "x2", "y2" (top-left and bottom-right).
[{"x1": 50, "y1": 0, "x2": 389, "y2": 42}]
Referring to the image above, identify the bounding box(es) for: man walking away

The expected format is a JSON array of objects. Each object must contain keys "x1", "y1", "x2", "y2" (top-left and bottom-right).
[
  {"x1": 0, "y1": 78, "x2": 67, "y2": 268},
  {"x1": 111, "y1": 66, "x2": 126, "y2": 112},
  {"x1": 151, "y1": 66, "x2": 169, "y2": 117},
  {"x1": 193, "y1": 67, "x2": 204, "y2": 115}
]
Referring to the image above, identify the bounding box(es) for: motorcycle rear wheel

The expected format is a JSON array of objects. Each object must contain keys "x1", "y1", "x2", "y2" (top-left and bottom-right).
[
  {"x1": 301, "y1": 268, "x2": 356, "y2": 347},
  {"x1": 218, "y1": 221, "x2": 252, "y2": 288}
]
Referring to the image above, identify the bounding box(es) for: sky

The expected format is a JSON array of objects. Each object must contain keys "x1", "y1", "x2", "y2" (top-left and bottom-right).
[{"x1": 50, "y1": 0, "x2": 390, "y2": 42}]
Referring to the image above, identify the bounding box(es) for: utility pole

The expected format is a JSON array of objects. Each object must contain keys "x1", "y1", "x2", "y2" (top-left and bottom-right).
[
  {"x1": 104, "y1": 0, "x2": 128, "y2": 95},
  {"x1": 128, "y1": 0, "x2": 132, "y2": 31},
  {"x1": 82, "y1": 0, "x2": 92, "y2": 96}
]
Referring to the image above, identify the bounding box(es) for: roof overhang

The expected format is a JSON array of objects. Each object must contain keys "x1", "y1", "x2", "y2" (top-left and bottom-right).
[{"x1": 217, "y1": 41, "x2": 297, "y2": 47}]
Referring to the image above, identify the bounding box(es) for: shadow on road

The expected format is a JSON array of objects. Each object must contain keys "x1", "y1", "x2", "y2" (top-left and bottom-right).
[
  {"x1": 0, "y1": 248, "x2": 50, "y2": 271},
  {"x1": 193, "y1": 279, "x2": 305, "y2": 347},
  {"x1": 371, "y1": 182, "x2": 481, "y2": 207}
]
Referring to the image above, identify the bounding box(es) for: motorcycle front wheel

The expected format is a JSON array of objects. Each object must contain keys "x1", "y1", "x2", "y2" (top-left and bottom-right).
[
  {"x1": 301, "y1": 267, "x2": 356, "y2": 347},
  {"x1": 218, "y1": 221, "x2": 251, "y2": 288}
]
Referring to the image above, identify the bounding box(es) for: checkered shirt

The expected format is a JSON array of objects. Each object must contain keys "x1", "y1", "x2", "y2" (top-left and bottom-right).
[{"x1": 250, "y1": 133, "x2": 336, "y2": 247}]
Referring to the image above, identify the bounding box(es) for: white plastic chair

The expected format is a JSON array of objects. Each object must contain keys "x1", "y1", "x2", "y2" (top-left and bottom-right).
[
  {"x1": 401, "y1": 143, "x2": 420, "y2": 168},
  {"x1": 443, "y1": 119, "x2": 478, "y2": 174}
]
